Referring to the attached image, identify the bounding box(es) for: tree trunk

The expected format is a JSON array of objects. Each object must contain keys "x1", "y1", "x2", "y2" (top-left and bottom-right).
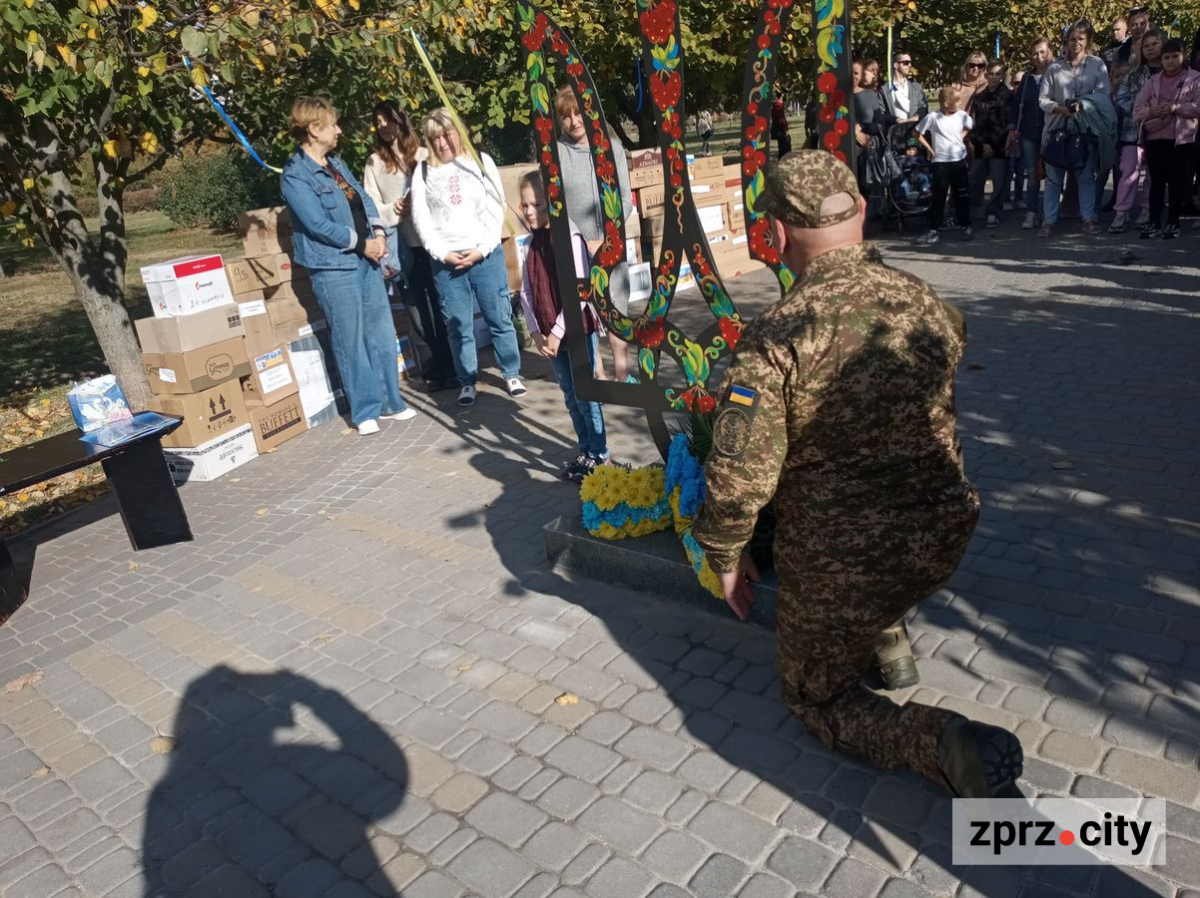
[{"x1": 73, "y1": 277, "x2": 151, "y2": 409}]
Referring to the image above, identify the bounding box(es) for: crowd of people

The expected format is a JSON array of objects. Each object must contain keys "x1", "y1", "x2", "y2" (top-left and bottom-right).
[
  {"x1": 847, "y1": 9, "x2": 1200, "y2": 244},
  {"x1": 281, "y1": 93, "x2": 619, "y2": 483}
]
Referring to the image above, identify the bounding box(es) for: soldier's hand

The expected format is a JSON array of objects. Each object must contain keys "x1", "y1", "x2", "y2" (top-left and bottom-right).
[{"x1": 719, "y1": 553, "x2": 760, "y2": 621}]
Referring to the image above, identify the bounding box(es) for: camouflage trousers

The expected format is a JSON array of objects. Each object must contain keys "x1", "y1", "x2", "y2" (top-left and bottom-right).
[{"x1": 775, "y1": 510, "x2": 978, "y2": 786}]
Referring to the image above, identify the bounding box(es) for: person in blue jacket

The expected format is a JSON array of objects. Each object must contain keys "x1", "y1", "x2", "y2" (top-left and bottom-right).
[{"x1": 281, "y1": 96, "x2": 415, "y2": 436}]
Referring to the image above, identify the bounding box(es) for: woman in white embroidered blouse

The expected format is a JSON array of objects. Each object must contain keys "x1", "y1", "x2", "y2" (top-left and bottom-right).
[
  {"x1": 410, "y1": 108, "x2": 524, "y2": 408},
  {"x1": 362, "y1": 100, "x2": 457, "y2": 391}
]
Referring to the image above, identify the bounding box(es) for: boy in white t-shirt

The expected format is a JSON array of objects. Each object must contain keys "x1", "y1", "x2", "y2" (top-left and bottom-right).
[{"x1": 915, "y1": 86, "x2": 975, "y2": 244}]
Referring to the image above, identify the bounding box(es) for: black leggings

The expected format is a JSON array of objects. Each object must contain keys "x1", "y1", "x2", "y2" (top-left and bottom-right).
[
  {"x1": 1143, "y1": 139, "x2": 1192, "y2": 228},
  {"x1": 401, "y1": 247, "x2": 457, "y2": 381},
  {"x1": 929, "y1": 160, "x2": 971, "y2": 229}
]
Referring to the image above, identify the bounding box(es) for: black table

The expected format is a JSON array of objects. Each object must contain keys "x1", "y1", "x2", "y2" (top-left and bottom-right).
[{"x1": 0, "y1": 414, "x2": 193, "y2": 571}]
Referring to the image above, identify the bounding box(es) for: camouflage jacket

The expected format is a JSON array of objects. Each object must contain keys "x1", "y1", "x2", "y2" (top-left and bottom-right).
[{"x1": 693, "y1": 242, "x2": 977, "y2": 577}]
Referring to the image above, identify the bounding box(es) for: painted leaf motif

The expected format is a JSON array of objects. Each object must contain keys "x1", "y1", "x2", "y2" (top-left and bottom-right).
[
  {"x1": 591, "y1": 264, "x2": 609, "y2": 298},
  {"x1": 601, "y1": 184, "x2": 622, "y2": 220},
  {"x1": 745, "y1": 168, "x2": 765, "y2": 214},
  {"x1": 639, "y1": 346, "x2": 657, "y2": 377},
  {"x1": 527, "y1": 53, "x2": 543, "y2": 81},
  {"x1": 531, "y1": 82, "x2": 550, "y2": 113},
  {"x1": 679, "y1": 339, "x2": 709, "y2": 384}
]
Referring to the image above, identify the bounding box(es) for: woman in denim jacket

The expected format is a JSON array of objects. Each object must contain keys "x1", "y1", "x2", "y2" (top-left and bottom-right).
[{"x1": 281, "y1": 97, "x2": 414, "y2": 436}]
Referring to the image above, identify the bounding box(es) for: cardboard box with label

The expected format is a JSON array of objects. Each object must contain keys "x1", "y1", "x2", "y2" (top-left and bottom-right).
[
  {"x1": 636, "y1": 183, "x2": 666, "y2": 218},
  {"x1": 245, "y1": 393, "x2": 308, "y2": 453},
  {"x1": 687, "y1": 154, "x2": 724, "y2": 181},
  {"x1": 240, "y1": 296, "x2": 324, "y2": 358},
  {"x1": 241, "y1": 344, "x2": 298, "y2": 403},
  {"x1": 396, "y1": 335, "x2": 415, "y2": 382},
  {"x1": 239, "y1": 207, "x2": 293, "y2": 257},
  {"x1": 144, "y1": 337, "x2": 251, "y2": 394},
  {"x1": 272, "y1": 252, "x2": 308, "y2": 283},
  {"x1": 141, "y1": 255, "x2": 236, "y2": 319},
  {"x1": 628, "y1": 148, "x2": 664, "y2": 189},
  {"x1": 135, "y1": 305, "x2": 244, "y2": 354},
  {"x1": 164, "y1": 424, "x2": 258, "y2": 483},
  {"x1": 689, "y1": 176, "x2": 728, "y2": 209},
  {"x1": 224, "y1": 255, "x2": 281, "y2": 297},
  {"x1": 148, "y1": 382, "x2": 250, "y2": 448}
]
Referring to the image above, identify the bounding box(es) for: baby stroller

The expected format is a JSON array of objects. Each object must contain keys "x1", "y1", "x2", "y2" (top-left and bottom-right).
[{"x1": 884, "y1": 123, "x2": 932, "y2": 233}]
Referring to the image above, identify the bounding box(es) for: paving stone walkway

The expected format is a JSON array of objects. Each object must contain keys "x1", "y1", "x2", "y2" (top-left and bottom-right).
[{"x1": 1, "y1": 219, "x2": 1198, "y2": 897}]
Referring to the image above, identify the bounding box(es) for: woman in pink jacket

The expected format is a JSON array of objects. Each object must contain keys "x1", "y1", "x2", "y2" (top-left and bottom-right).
[{"x1": 1135, "y1": 38, "x2": 1200, "y2": 239}]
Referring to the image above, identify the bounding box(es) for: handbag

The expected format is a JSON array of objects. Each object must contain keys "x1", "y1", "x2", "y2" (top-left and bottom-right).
[{"x1": 1042, "y1": 118, "x2": 1090, "y2": 173}]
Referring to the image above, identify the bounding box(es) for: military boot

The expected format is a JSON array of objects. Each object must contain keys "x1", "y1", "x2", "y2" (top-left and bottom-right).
[
  {"x1": 874, "y1": 622, "x2": 920, "y2": 690},
  {"x1": 938, "y1": 716, "x2": 1024, "y2": 798}
]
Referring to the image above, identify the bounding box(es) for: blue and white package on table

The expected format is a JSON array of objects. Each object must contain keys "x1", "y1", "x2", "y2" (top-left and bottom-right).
[{"x1": 67, "y1": 375, "x2": 133, "y2": 433}]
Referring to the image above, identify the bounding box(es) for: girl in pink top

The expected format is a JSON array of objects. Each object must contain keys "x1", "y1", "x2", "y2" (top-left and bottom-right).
[{"x1": 1134, "y1": 38, "x2": 1200, "y2": 238}]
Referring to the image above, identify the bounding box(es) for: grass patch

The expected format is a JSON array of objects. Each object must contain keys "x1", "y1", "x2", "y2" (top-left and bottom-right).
[{"x1": 1, "y1": 210, "x2": 242, "y2": 537}]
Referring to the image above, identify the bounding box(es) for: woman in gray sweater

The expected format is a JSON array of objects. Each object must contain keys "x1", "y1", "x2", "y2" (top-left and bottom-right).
[{"x1": 555, "y1": 86, "x2": 635, "y2": 382}]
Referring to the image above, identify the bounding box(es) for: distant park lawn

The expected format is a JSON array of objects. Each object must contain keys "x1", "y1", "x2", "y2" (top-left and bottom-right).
[{"x1": 0, "y1": 211, "x2": 242, "y2": 536}]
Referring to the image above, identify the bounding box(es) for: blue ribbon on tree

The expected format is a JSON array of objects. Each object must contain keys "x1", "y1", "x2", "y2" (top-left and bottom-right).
[{"x1": 182, "y1": 56, "x2": 282, "y2": 174}]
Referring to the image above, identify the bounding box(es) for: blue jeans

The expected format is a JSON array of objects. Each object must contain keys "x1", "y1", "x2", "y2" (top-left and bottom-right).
[
  {"x1": 1044, "y1": 146, "x2": 1096, "y2": 225},
  {"x1": 309, "y1": 257, "x2": 406, "y2": 426},
  {"x1": 432, "y1": 248, "x2": 522, "y2": 387},
  {"x1": 1021, "y1": 137, "x2": 1040, "y2": 212},
  {"x1": 550, "y1": 332, "x2": 608, "y2": 460}
]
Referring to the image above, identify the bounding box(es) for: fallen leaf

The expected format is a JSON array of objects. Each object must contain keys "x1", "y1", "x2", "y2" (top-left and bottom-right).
[
  {"x1": 255, "y1": 508, "x2": 269, "y2": 516},
  {"x1": 149, "y1": 735, "x2": 178, "y2": 755},
  {"x1": 555, "y1": 692, "x2": 579, "y2": 706},
  {"x1": 342, "y1": 428, "x2": 356, "y2": 436},
  {"x1": 30, "y1": 766, "x2": 50, "y2": 779},
  {"x1": 312, "y1": 633, "x2": 338, "y2": 644},
  {"x1": 128, "y1": 561, "x2": 140, "y2": 571},
  {"x1": 229, "y1": 478, "x2": 241, "y2": 483},
  {"x1": 264, "y1": 447, "x2": 278, "y2": 453},
  {"x1": 457, "y1": 663, "x2": 473, "y2": 671},
  {"x1": 4, "y1": 671, "x2": 43, "y2": 693}
]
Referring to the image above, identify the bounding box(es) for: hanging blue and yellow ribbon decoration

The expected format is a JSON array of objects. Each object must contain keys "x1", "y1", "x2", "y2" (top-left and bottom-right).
[{"x1": 183, "y1": 55, "x2": 283, "y2": 174}]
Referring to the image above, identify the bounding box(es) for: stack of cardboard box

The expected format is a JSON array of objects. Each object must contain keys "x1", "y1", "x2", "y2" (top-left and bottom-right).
[
  {"x1": 137, "y1": 256, "x2": 259, "y2": 482},
  {"x1": 236, "y1": 207, "x2": 343, "y2": 433},
  {"x1": 628, "y1": 151, "x2": 765, "y2": 283}
]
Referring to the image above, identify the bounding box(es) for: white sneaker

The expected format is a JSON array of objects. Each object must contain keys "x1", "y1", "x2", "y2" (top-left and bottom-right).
[
  {"x1": 917, "y1": 229, "x2": 940, "y2": 245},
  {"x1": 505, "y1": 377, "x2": 527, "y2": 397},
  {"x1": 383, "y1": 408, "x2": 417, "y2": 421},
  {"x1": 1022, "y1": 211, "x2": 1036, "y2": 230},
  {"x1": 357, "y1": 419, "x2": 380, "y2": 435},
  {"x1": 986, "y1": 214, "x2": 999, "y2": 228},
  {"x1": 1108, "y1": 211, "x2": 1129, "y2": 234},
  {"x1": 457, "y1": 385, "x2": 476, "y2": 407}
]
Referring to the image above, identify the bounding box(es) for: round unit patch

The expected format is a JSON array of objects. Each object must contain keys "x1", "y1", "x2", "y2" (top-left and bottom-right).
[{"x1": 713, "y1": 407, "x2": 752, "y2": 457}]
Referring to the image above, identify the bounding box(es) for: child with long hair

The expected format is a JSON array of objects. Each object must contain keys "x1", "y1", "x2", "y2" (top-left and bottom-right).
[{"x1": 517, "y1": 171, "x2": 612, "y2": 482}]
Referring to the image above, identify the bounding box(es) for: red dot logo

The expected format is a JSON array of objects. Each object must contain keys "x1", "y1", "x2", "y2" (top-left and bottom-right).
[{"x1": 1059, "y1": 830, "x2": 1075, "y2": 846}]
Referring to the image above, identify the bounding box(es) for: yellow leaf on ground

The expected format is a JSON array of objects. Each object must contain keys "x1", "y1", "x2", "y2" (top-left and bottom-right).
[
  {"x1": 150, "y1": 735, "x2": 178, "y2": 754},
  {"x1": 555, "y1": 692, "x2": 579, "y2": 705},
  {"x1": 128, "y1": 561, "x2": 140, "y2": 571},
  {"x1": 457, "y1": 663, "x2": 473, "y2": 671},
  {"x1": 4, "y1": 671, "x2": 43, "y2": 693},
  {"x1": 31, "y1": 766, "x2": 50, "y2": 779},
  {"x1": 255, "y1": 508, "x2": 269, "y2": 516}
]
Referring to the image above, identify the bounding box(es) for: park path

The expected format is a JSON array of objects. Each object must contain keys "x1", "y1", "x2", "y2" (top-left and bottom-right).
[{"x1": 0, "y1": 221, "x2": 1198, "y2": 897}]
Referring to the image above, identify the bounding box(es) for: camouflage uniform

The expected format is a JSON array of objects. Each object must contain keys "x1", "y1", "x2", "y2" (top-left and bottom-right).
[{"x1": 694, "y1": 151, "x2": 979, "y2": 786}]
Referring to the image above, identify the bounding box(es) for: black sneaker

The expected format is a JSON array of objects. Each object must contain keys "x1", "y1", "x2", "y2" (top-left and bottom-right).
[
  {"x1": 561, "y1": 452, "x2": 589, "y2": 483},
  {"x1": 1163, "y1": 224, "x2": 1180, "y2": 240},
  {"x1": 1140, "y1": 224, "x2": 1163, "y2": 240}
]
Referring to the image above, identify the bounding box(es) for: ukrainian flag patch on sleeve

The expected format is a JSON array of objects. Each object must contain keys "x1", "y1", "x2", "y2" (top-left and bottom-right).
[{"x1": 728, "y1": 385, "x2": 757, "y2": 407}]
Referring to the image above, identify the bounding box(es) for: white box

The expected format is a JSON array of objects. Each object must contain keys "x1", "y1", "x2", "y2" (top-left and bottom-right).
[
  {"x1": 141, "y1": 255, "x2": 236, "y2": 319},
  {"x1": 627, "y1": 262, "x2": 654, "y2": 304},
  {"x1": 164, "y1": 424, "x2": 258, "y2": 483},
  {"x1": 697, "y1": 205, "x2": 725, "y2": 235}
]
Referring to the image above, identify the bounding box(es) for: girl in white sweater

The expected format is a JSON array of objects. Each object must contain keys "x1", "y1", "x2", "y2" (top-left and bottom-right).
[
  {"x1": 410, "y1": 109, "x2": 524, "y2": 407},
  {"x1": 362, "y1": 100, "x2": 457, "y2": 391}
]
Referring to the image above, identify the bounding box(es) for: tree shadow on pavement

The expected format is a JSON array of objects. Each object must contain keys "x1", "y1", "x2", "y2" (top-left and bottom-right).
[
  {"x1": 142, "y1": 665, "x2": 409, "y2": 896},
  {"x1": 446, "y1": 392, "x2": 1166, "y2": 897}
]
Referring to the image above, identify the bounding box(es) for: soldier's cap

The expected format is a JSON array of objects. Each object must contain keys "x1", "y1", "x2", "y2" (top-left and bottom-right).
[{"x1": 758, "y1": 150, "x2": 861, "y2": 229}]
